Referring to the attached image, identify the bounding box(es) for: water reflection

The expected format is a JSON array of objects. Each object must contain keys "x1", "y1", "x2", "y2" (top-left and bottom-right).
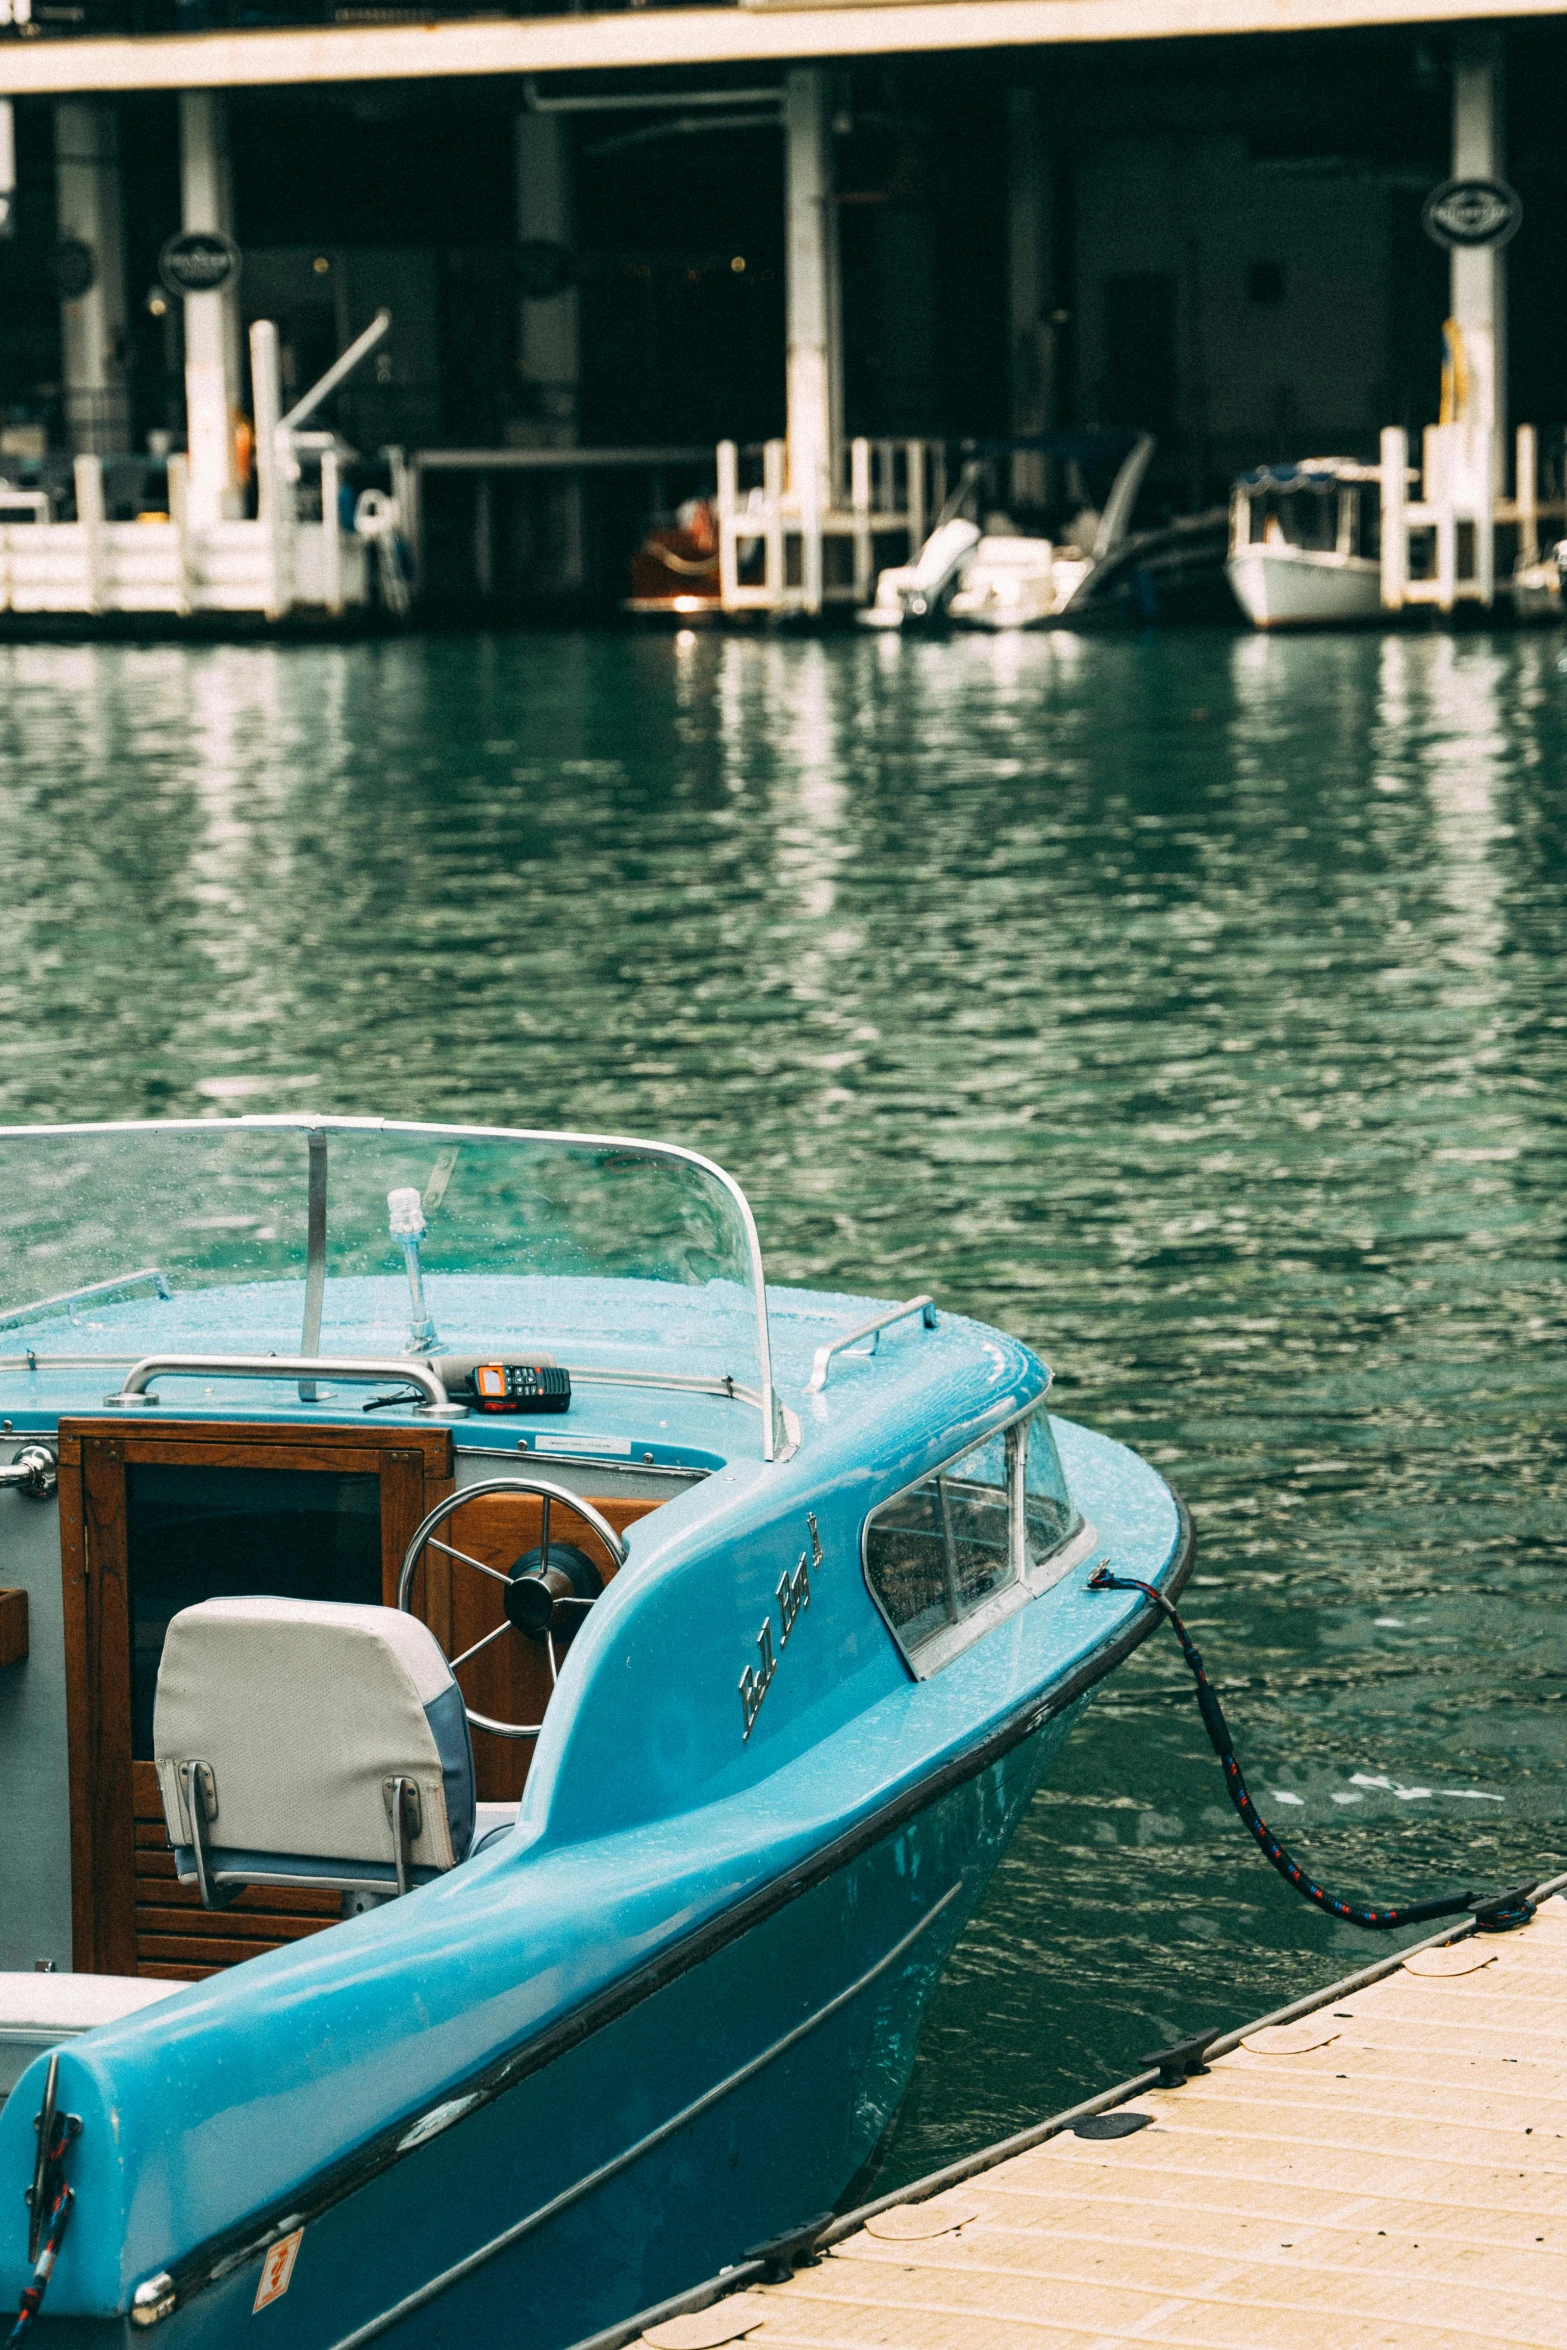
[{"x1": 0, "y1": 628, "x2": 1563, "y2": 2182}]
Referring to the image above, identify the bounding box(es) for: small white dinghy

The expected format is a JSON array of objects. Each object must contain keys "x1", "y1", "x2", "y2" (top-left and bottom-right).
[
  {"x1": 860, "y1": 436, "x2": 1155, "y2": 632},
  {"x1": 1226, "y1": 459, "x2": 1384, "y2": 629},
  {"x1": 1510, "y1": 538, "x2": 1567, "y2": 623}
]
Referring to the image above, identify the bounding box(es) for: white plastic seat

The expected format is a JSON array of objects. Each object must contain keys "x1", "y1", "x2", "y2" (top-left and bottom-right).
[
  {"x1": 0, "y1": 1975, "x2": 182, "y2": 2099},
  {"x1": 470, "y1": 1801, "x2": 520, "y2": 1858},
  {"x1": 153, "y1": 1597, "x2": 476, "y2": 1904}
]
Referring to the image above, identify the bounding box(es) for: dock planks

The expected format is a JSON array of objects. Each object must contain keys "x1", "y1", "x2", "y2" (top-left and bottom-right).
[{"x1": 636, "y1": 1893, "x2": 1567, "y2": 2350}]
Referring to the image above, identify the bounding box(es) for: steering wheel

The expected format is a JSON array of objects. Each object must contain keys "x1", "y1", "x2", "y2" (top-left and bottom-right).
[{"x1": 397, "y1": 1476, "x2": 628, "y2": 1739}]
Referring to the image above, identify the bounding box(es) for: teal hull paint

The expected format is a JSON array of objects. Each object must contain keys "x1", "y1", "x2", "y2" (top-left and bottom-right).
[
  {"x1": 0, "y1": 1169, "x2": 1187, "y2": 2350},
  {"x1": 134, "y1": 1711, "x2": 1075, "y2": 2350}
]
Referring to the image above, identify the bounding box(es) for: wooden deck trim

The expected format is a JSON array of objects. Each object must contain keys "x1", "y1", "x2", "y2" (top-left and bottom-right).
[{"x1": 59, "y1": 1417, "x2": 454, "y2": 1974}]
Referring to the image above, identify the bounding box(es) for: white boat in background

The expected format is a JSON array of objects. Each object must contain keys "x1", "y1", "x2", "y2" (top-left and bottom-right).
[
  {"x1": 946, "y1": 531, "x2": 1096, "y2": 630},
  {"x1": 860, "y1": 434, "x2": 1155, "y2": 632},
  {"x1": 1226, "y1": 459, "x2": 1384, "y2": 629},
  {"x1": 1510, "y1": 537, "x2": 1567, "y2": 623}
]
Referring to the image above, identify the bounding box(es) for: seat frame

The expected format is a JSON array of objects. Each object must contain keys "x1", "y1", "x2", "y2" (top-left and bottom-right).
[{"x1": 176, "y1": 1757, "x2": 432, "y2": 1908}]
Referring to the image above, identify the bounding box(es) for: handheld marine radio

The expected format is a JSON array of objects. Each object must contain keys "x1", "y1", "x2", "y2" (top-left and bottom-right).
[{"x1": 468, "y1": 1363, "x2": 572, "y2": 1414}]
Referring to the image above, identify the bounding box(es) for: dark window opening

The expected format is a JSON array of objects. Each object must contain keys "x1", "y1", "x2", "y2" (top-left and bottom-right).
[
  {"x1": 864, "y1": 1428, "x2": 1014, "y2": 1665},
  {"x1": 1247, "y1": 261, "x2": 1286, "y2": 307},
  {"x1": 126, "y1": 1465, "x2": 382, "y2": 1758}
]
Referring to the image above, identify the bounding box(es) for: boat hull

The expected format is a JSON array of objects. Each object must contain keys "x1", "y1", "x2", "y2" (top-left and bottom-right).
[
  {"x1": 98, "y1": 1705, "x2": 1080, "y2": 2350},
  {"x1": 1227, "y1": 545, "x2": 1384, "y2": 630}
]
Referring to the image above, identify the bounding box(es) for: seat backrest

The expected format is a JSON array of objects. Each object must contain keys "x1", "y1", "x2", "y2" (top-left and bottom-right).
[{"x1": 154, "y1": 1597, "x2": 475, "y2": 1886}]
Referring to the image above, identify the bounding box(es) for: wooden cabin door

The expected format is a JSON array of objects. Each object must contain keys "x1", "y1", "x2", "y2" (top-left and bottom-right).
[{"x1": 57, "y1": 1420, "x2": 453, "y2": 1980}]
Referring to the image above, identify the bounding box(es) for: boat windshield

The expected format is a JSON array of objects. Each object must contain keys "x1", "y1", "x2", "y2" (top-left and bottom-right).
[{"x1": 0, "y1": 1117, "x2": 779, "y2": 1455}]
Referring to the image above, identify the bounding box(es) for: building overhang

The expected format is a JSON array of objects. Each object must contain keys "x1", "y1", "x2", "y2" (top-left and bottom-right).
[{"x1": 0, "y1": 0, "x2": 1553, "y2": 98}]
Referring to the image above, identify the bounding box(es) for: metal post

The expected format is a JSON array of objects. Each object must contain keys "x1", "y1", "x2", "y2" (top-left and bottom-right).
[
  {"x1": 249, "y1": 318, "x2": 288, "y2": 620},
  {"x1": 1007, "y1": 86, "x2": 1050, "y2": 512},
  {"x1": 785, "y1": 67, "x2": 836, "y2": 525},
  {"x1": 716, "y1": 437, "x2": 739, "y2": 608},
  {"x1": 166, "y1": 452, "x2": 191, "y2": 616},
  {"x1": 850, "y1": 435, "x2": 871, "y2": 602},
  {"x1": 516, "y1": 108, "x2": 582, "y2": 594},
  {"x1": 474, "y1": 475, "x2": 494, "y2": 599},
  {"x1": 320, "y1": 442, "x2": 341, "y2": 614},
  {"x1": 801, "y1": 460, "x2": 822, "y2": 617},
  {"x1": 73, "y1": 452, "x2": 104, "y2": 611},
  {"x1": 179, "y1": 91, "x2": 241, "y2": 530},
  {"x1": 1431, "y1": 430, "x2": 1457, "y2": 613},
  {"x1": 0, "y1": 102, "x2": 15, "y2": 241},
  {"x1": 763, "y1": 436, "x2": 785, "y2": 602},
  {"x1": 387, "y1": 446, "x2": 416, "y2": 593},
  {"x1": 299, "y1": 1127, "x2": 327, "y2": 1401},
  {"x1": 1516, "y1": 422, "x2": 1537, "y2": 566},
  {"x1": 906, "y1": 438, "x2": 925, "y2": 555},
  {"x1": 54, "y1": 103, "x2": 129, "y2": 457},
  {"x1": 1380, "y1": 426, "x2": 1407, "y2": 610}
]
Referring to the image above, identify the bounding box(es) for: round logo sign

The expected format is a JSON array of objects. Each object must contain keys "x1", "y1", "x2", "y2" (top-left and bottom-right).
[
  {"x1": 158, "y1": 229, "x2": 241, "y2": 298},
  {"x1": 1422, "y1": 178, "x2": 1522, "y2": 251},
  {"x1": 49, "y1": 240, "x2": 96, "y2": 301}
]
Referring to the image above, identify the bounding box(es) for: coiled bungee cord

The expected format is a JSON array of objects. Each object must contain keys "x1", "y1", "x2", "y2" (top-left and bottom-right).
[{"x1": 1091, "y1": 1567, "x2": 1538, "y2": 1933}]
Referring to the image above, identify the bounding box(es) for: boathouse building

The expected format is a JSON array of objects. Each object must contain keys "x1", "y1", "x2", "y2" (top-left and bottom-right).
[{"x1": 0, "y1": 0, "x2": 1559, "y2": 610}]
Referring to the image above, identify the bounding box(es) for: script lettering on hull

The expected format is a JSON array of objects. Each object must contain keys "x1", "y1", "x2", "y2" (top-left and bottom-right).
[{"x1": 739, "y1": 1514, "x2": 824, "y2": 1740}]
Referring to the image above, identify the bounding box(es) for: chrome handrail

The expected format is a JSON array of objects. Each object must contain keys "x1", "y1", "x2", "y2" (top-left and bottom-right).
[
  {"x1": 102, "y1": 1354, "x2": 466, "y2": 1418},
  {"x1": 807, "y1": 1296, "x2": 937, "y2": 1393}
]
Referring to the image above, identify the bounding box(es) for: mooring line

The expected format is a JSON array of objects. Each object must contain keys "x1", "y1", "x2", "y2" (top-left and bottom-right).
[{"x1": 1089, "y1": 1567, "x2": 1539, "y2": 1933}]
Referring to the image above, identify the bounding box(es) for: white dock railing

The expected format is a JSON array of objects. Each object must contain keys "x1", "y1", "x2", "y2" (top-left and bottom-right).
[
  {"x1": 1380, "y1": 421, "x2": 1564, "y2": 614},
  {"x1": 0, "y1": 317, "x2": 389, "y2": 622},
  {"x1": 715, "y1": 436, "x2": 942, "y2": 617},
  {"x1": 0, "y1": 473, "x2": 373, "y2": 621}
]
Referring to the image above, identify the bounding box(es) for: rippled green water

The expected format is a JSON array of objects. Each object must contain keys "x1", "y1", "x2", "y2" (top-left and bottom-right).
[{"x1": 3, "y1": 627, "x2": 1565, "y2": 2187}]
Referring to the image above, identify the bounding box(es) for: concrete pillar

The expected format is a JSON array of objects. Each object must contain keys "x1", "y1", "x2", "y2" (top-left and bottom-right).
[
  {"x1": 516, "y1": 111, "x2": 578, "y2": 443},
  {"x1": 249, "y1": 317, "x2": 289, "y2": 618},
  {"x1": 0, "y1": 102, "x2": 17, "y2": 239},
  {"x1": 54, "y1": 103, "x2": 129, "y2": 456},
  {"x1": 1007, "y1": 86, "x2": 1052, "y2": 513},
  {"x1": 785, "y1": 67, "x2": 839, "y2": 512},
  {"x1": 515, "y1": 108, "x2": 581, "y2": 592},
  {"x1": 179, "y1": 90, "x2": 241, "y2": 527},
  {"x1": 1450, "y1": 38, "x2": 1505, "y2": 474}
]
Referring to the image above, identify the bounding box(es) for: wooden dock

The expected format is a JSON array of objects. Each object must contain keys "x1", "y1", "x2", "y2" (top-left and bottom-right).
[{"x1": 609, "y1": 1878, "x2": 1567, "y2": 2350}]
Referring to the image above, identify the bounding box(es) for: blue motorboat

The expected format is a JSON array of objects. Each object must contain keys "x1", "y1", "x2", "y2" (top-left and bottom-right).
[{"x1": 0, "y1": 1117, "x2": 1189, "y2": 2348}]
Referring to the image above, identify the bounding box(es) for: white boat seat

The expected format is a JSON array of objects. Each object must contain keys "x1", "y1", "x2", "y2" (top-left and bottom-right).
[
  {"x1": 0, "y1": 1974, "x2": 182, "y2": 2101},
  {"x1": 154, "y1": 1597, "x2": 476, "y2": 1904},
  {"x1": 470, "y1": 1801, "x2": 520, "y2": 1858}
]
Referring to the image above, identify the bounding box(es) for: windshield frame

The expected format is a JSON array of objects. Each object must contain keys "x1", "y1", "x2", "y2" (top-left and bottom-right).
[{"x1": 0, "y1": 1115, "x2": 781, "y2": 1461}]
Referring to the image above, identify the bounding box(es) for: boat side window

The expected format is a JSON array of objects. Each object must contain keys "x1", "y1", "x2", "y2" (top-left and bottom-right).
[
  {"x1": 1022, "y1": 1402, "x2": 1082, "y2": 1581},
  {"x1": 864, "y1": 1405, "x2": 1084, "y2": 1673},
  {"x1": 863, "y1": 1427, "x2": 1014, "y2": 1667}
]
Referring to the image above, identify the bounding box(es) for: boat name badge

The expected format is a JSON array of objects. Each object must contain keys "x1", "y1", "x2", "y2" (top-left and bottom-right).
[{"x1": 740, "y1": 1513, "x2": 823, "y2": 1741}]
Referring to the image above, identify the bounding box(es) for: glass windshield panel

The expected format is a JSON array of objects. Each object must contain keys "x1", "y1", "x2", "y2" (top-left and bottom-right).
[
  {"x1": 1024, "y1": 1404, "x2": 1081, "y2": 1569},
  {"x1": 0, "y1": 1121, "x2": 770, "y2": 1427},
  {"x1": 864, "y1": 1428, "x2": 1015, "y2": 1662}
]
